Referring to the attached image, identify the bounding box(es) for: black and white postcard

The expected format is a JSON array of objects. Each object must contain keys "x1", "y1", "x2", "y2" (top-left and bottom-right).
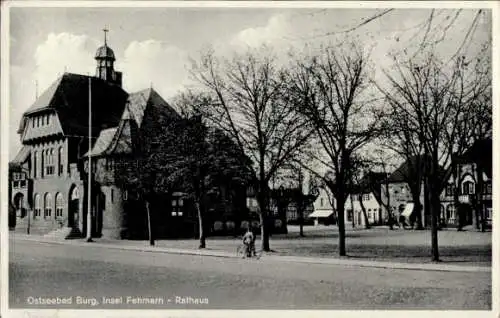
[{"x1": 1, "y1": 1, "x2": 497, "y2": 318}]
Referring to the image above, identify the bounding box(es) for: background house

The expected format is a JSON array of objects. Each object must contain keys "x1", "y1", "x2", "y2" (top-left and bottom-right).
[
  {"x1": 309, "y1": 187, "x2": 336, "y2": 225},
  {"x1": 345, "y1": 171, "x2": 387, "y2": 227},
  {"x1": 440, "y1": 138, "x2": 492, "y2": 228}
]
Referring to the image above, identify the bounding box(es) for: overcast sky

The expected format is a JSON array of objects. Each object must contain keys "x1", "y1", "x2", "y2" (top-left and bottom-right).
[{"x1": 7, "y1": 5, "x2": 492, "y2": 160}]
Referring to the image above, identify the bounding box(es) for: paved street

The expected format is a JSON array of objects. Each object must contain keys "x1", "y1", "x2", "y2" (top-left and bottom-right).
[{"x1": 9, "y1": 239, "x2": 491, "y2": 310}]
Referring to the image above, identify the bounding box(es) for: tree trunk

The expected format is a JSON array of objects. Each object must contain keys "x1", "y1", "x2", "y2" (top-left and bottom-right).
[
  {"x1": 298, "y1": 198, "x2": 305, "y2": 237},
  {"x1": 475, "y1": 164, "x2": 486, "y2": 232},
  {"x1": 145, "y1": 200, "x2": 154, "y2": 246},
  {"x1": 299, "y1": 216, "x2": 304, "y2": 237},
  {"x1": 453, "y1": 161, "x2": 462, "y2": 231},
  {"x1": 385, "y1": 185, "x2": 393, "y2": 230},
  {"x1": 358, "y1": 194, "x2": 371, "y2": 229},
  {"x1": 259, "y1": 212, "x2": 270, "y2": 252},
  {"x1": 423, "y1": 176, "x2": 432, "y2": 227},
  {"x1": 429, "y1": 159, "x2": 440, "y2": 262},
  {"x1": 349, "y1": 194, "x2": 355, "y2": 228},
  {"x1": 257, "y1": 178, "x2": 271, "y2": 252},
  {"x1": 195, "y1": 201, "x2": 206, "y2": 248},
  {"x1": 335, "y1": 189, "x2": 346, "y2": 256}
]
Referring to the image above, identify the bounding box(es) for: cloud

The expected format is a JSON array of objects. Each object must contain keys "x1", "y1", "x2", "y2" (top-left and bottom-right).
[
  {"x1": 118, "y1": 40, "x2": 191, "y2": 99},
  {"x1": 9, "y1": 65, "x2": 35, "y2": 159},
  {"x1": 231, "y1": 14, "x2": 292, "y2": 49},
  {"x1": 34, "y1": 32, "x2": 97, "y2": 92}
]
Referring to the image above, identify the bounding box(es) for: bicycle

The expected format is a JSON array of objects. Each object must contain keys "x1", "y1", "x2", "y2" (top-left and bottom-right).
[{"x1": 236, "y1": 243, "x2": 262, "y2": 260}]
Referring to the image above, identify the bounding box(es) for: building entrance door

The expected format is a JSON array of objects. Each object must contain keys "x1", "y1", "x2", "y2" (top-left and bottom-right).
[{"x1": 69, "y1": 186, "x2": 80, "y2": 228}]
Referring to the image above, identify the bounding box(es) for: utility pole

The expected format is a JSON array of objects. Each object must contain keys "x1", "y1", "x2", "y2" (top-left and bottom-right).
[{"x1": 86, "y1": 76, "x2": 93, "y2": 243}]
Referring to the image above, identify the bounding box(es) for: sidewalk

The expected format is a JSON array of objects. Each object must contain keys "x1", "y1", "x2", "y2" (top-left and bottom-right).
[{"x1": 10, "y1": 232, "x2": 491, "y2": 273}]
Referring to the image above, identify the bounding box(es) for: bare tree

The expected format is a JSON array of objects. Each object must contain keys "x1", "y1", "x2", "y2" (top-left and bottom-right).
[
  {"x1": 377, "y1": 51, "x2": 491, "y2": 261},
  {"x1": 289, "y1": 43, "x2": 381, "y2": 256},
  {"x1": 366, "y1": 150, "x2": 398, "y2": 230},
  {"x1": 190, "y1": 48, "x2": 313, "y2": 252},
  {"x1": 377, "y1": 105, "x2": 427, "y2": 230}
]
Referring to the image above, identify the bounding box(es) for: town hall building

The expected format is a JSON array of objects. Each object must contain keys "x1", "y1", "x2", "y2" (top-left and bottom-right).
[{"x1": 10, "y1": 31, "x2": 249, "y2": 239}]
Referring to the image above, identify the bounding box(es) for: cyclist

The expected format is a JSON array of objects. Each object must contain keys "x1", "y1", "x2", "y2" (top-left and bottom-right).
[{"x1": 242, "y1": 225, "x2": 256, "y2": 258}]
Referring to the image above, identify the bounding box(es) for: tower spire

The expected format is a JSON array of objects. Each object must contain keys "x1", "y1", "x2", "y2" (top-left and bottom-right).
[{"x1": 103, "y1": 27, "x2": 109, "y2": 46}]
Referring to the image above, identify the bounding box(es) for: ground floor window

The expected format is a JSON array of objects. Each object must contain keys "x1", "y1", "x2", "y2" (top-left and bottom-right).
[
  {"x1": 44, "y1": 193, "x2": 52, "y2": 218},
  {"x1": 55, "y1": 192, "x2": 64, "y2": 218},
  {"x1": 34, "y1": 193, "x2": 41, "y2": 218},
  {"x1": 446, "y1": 205, "x2": 456, "y2": 224},
  {"x1": 171, "y1": 198, "x2": 184, "y2": 216}
]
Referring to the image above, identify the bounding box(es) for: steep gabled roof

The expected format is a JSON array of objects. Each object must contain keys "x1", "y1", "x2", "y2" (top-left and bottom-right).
[
  {"x1": 18, "y1": 73, "x2": 128, "y2": 137},
  {"x1": 350, "y1": 171, "x2": 387, "y2": 195},
  {"x1": 84, "y1": 128, "x2": 118, "y2": 157},
  {"x1": 83, "y1": 88, "x2": 180, "y2": 158},
  {"x1": 388, "y1": 155, "x2": 446, "y2": 183},
  {"x1": 12, "y1": 146, "x2": 31, "y2": 164},
  {"x1": 456, "y1": 138, "x2": 492, "y2": 178},
  {"x1": 127, "y1": 88, "x2": 179, "y2": 128}
]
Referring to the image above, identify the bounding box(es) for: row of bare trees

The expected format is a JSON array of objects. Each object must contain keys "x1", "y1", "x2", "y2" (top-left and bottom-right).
[{"x1": 184, "y1": 38, "x2": 490, "y2": 260}]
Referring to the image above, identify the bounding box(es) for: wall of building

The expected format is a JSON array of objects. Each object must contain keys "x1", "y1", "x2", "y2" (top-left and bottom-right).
[
  {"x1": 345, "y1": 193, "x2": 382, "y2": 227},
  {"x1": 15, "y1": 138, "x2": 88, "y2": 235},
  {"x1": 100, "y1": 185, "x2": 125, "y2": 239}
]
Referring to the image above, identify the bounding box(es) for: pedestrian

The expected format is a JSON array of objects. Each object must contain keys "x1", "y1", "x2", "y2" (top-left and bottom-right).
[
  {"x1": 399, "y1": 214, "x2": 407, "y2": 229},
  {"x1": 409, "y1": 213, "x2": 416, "y2": 230},
  {"x1": 242, "y1": 225, "x2": 256, "y2": 258}
]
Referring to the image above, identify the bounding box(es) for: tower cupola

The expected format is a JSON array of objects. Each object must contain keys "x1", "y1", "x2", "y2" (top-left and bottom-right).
[{"x1": 95, "y1": 28, "x2": 122, "y2": 86}]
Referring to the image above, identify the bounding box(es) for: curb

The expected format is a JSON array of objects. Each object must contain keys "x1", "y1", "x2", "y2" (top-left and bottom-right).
[{"x1": 11, "y1": 235, "x2": 491, "y2": 273}]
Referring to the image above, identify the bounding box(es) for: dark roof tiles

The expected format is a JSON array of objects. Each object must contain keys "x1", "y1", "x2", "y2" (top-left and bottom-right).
[{"x1": 19, "y1": 73, "x2": 128, "y2": 138}]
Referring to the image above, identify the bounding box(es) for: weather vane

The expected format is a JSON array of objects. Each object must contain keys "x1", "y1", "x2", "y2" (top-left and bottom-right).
[{"x1": 103, "y1": 27, "x2": 109, "y2": 45}]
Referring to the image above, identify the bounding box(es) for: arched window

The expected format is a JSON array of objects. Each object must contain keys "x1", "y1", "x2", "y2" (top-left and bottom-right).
[
  {"x1": 462, "y1": 181, "x2": 475, "y2": 195},
  {"x1": 34, "y1": 194, "x2": 41, "y2": 217},
  {"x1": 45, "y1": 149, "x2": 54, "y2": 176},
  {"x1": 71, "y1": 187, "x2": 79, "y2": 200},
  {"x1": 58, "y1": 147, "x2": 64, "y2": 176},
  {"x1": 55, "y1": 193, "x2": 64, "y2": 218},
  {"x1": 44, "y1": 193, "x2": 52, "y2": 218}
]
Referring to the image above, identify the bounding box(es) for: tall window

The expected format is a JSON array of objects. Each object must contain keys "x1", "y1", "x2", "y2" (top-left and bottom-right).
[
  {"x1": 33, "y1": 151, "x2": 38, "y2": 179},
  {"x1": 58, "y1": 147, "x2": 64, "y2": 176},
  {"x1": 45, "y1": 149, "x2": 54, "y2": 176},
  {"x1": 171, "y1": 198, "x2": 184, "y2": 216},
  {"x1": 462, "y1": 181, "x2": 475, "y2": 195},
  {"x1": 320, "y1": 198, "x2": 324, "y2": 207},
  {"x1": 34, "y1": 194, "x2": 41, "y2": 217},
  {"x1": 445, "y1": 184, "x2": 454, "y2": 196},
  {"x1": 44, "y1": 193, "x2": 52, "y2": 218},
  {"x1": 55, "y1": 193, "x2": 63, "y2": 218},
  {"x1": 446, "y1": 205, "x2": 456, "y2": 223},
  {"x1": 483, "y1": 181, "x2": 492, "y2": 194}
]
